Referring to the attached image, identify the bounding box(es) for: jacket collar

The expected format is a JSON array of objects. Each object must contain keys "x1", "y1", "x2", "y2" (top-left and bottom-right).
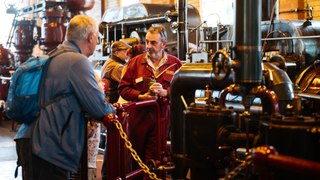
[
  {"x1": 58, "y1": 41, "x2": 82, "y2": 54},
  {"x1": 111, "y1": 55, "x2": 126, "y2": 65}
]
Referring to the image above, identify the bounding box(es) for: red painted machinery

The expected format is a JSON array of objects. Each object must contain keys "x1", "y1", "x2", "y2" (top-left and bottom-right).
[
  {"x1": 13, "y1": 19, "x2": 36, "y2": 64},
  {"x1": 39, "y1": 6, "x2": 67, "y2": 53},
  {"x1": 0, "y1": 44, "x2": 14, "y2": 123}
]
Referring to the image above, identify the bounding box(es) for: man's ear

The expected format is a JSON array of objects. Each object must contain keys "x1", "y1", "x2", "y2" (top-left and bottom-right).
[
  {"x1": 162, "y1": 40, "x2": 167, "y2": 47},
  {"x1": 88, "y1": 32, "x2": 94, "y2": 43}
]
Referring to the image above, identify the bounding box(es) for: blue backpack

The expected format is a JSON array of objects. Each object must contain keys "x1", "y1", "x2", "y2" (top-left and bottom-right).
[{"x1": 6, "y1": 49, "x2": 70, "y2": 124}]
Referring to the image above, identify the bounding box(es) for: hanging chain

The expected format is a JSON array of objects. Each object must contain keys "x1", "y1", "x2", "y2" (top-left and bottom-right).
[
  {"x1": 224, "y1": 155, "x2": 253, "y2": 180},
  {"x1": 113, "y1": 119, "x2": 161, "y2": 180}
]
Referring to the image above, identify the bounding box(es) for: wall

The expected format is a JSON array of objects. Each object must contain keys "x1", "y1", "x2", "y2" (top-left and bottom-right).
[
  {"x1": 309, "y1": 0, "x2": 320, "y2": 20},
  {"x1": 279, "y1": 0, "x2": 320, "y2": 20},
  {"x1": 104, "y1": 0, "x2": 199, "y2": 12},
  {"x1": 19, "y1": 0, "x2": 320, "y2": 21},
  {"x1": 141, "y1": 0, "x2": 174, "y2": 4},
  {"x1": 101, "y1": 0, "x2": 320, "y2": 21}
]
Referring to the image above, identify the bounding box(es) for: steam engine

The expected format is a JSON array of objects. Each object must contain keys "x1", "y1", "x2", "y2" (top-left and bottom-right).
[
  {"x1": 1, "y1": 0, "x2": 320, "y2": 179},
  {"x1": 170, "y1": 0, "x2": 320, "y2": 179},
  {"x1": 100, "y1": 1, "x2": 320, "y2": 179}
]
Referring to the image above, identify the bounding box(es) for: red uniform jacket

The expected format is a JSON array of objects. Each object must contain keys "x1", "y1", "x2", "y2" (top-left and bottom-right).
[
  {"x1": 118, "y1": 52, "x2": 183, "y2": 101},
  {"x1": 117, "y1": 52, "x2": 183, "y2": 166}
]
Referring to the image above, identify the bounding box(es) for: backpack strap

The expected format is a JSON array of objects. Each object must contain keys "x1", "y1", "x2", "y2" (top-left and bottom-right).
[
  {"x1": 38, "y1": 48, "x2": 76, "y2": 108},
  {"x1": 41, "y1": 93, "x2": 73, "y2": 109}
]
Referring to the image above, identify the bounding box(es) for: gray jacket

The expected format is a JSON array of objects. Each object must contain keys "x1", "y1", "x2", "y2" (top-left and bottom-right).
[{"x1": 31, "y1": 41, "x2": 114, "y2": 172}]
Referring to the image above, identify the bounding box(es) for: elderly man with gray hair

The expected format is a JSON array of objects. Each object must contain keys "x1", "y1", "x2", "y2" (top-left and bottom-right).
[{"x1": 16, "y1": 15, "x2": 116, "y2": 180}]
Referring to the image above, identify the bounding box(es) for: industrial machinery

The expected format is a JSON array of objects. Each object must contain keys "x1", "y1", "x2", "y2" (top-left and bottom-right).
[
  {"x1": 100, "y1": 2, "x2": 201, "y2": 60},
  {"x1": 0, "y1": 0, "x2": 94, "y2": 124},
  {"x1": 0, "y1": 44, "x2": 14, "y2": 122},
  {"x1": 6, "y1": 0, "x2": 95, "y2": 64},
  {"x1": 170, "y1": 0, "x2": 320, "y2": 179},
  {"x1": 1, "y1": 0, "x2": 320, "y2": 179},
  {"x1": 101, "y1": 1, "x2": 320, "y2": 180}
]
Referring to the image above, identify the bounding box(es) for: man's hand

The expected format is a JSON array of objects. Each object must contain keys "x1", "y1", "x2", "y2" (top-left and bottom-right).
[
  {"x1": 149, "y1": 83, "x2": 167, "y2": 97},
  {"x1": 102, "y1": 113, "x2": 118, "y2": 126},
  {"x1": 138, "y1": 92, "x2": 158, "y2": 101},
  {"x1": 112, "y1": 102, "x2": 123, "y2": 109}
]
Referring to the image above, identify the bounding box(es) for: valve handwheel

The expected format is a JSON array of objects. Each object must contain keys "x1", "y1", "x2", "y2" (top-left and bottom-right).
[{"x1": 211, "y1": 49, "x2": 232, "y2": 80}]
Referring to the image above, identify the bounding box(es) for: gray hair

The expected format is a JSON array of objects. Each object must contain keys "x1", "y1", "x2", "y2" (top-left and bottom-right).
[
  {"x1": 147, "y1": 25, "x2": 167, "y2": 41},
  {"x1": 66, "y1": 15, "x2": 98, "y2": 41}
]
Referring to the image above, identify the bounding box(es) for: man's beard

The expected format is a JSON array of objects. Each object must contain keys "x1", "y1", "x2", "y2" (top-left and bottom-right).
[{"x1": 147, "y1": 49, "x2": 161, "y2": 58}]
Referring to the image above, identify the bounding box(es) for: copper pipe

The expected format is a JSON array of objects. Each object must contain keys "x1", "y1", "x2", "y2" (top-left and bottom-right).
[
  {"x1": 269, "y1": 155, "x2": 320, "y2": 176},
  {"x1": 219, "y1": 84, "x2": 240, "y2": 108},
  {"x1": 253, "y1": 146, "x2": 320, "y2": 178},
  {"x1": 252, "y1": 86, "x2": 279, "y2": 114},
  {"x1": 219, "y1": 85, "x2": 279, "y2": 114}
]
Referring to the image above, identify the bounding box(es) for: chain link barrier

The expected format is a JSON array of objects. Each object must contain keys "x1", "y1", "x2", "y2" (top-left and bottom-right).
[
  {"x1": 224, "y1": 155, "x2": 253, "y2": 180},
  {"x1": 113, "y1": 119, "x2": 161, "y2": 180}
]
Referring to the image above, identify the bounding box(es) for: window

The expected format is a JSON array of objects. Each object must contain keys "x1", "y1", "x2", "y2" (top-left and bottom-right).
[
  {"x1": 200, "y1": 0, "x2": 234, "y2": 27},
  {"x1": 0, "y1": 1, "x2": 16, "y2": 49},
  {"x1": 121, "y1": 0, "x2": 139, "y2": 7}
]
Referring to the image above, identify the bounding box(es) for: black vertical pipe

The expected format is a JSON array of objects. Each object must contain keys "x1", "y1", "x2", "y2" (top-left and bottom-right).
[
  {"x1": 234, "y1": 0, "x2": 262, "y2": 85},
  {"x1": 177, "y1": 0, "x2": 188, "y2": 60}
]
